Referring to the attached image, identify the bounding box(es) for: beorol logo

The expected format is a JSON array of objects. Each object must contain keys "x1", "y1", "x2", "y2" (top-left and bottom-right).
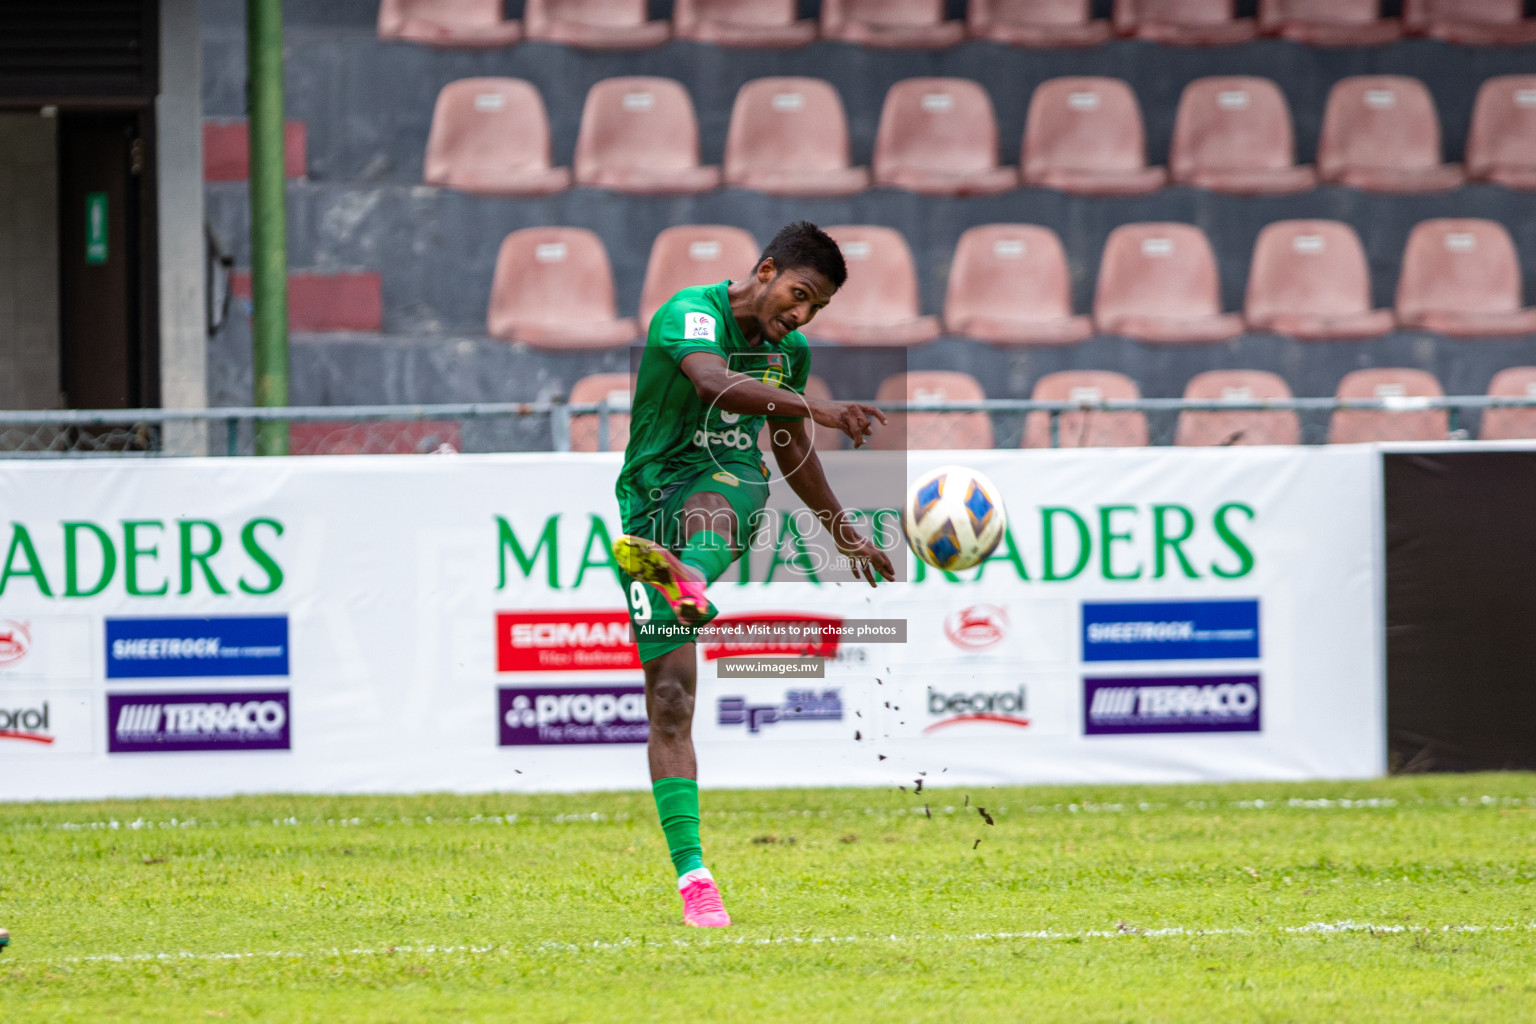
[
  {"x1": 115, "y1": 700, "x2": 287, "y2": 739},
  {"x1": 923, "y1": 687, "x2": 1029, "y2": 733},
  {"x1": 503, "y1": 691, "x2": 646, "y2": 731},
  {"x1": 0, "y1": 619, "x2": 31, "y2": 665},
  {"x1": 943, "y1": 605, "x2": 1007, "y2": 650},
  {"x1": 692, "y1": 425, "x2": 756, "y2": 451},
  {"x1": 0, "y1": 701, "x2": 52, "y2": 744}
]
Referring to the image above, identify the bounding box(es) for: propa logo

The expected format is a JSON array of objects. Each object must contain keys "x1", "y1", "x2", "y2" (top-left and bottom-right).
[
  {"x1": 0, "y1": 702, "x2": 53, "y2": 745},
  {"x1": 944, "y1": 605, "x2": 1007, "y2": 650},
  {"x1": 0, "y1": 620, "x2": 32, "y2": 666},
  {"x1": 923, "y1": 687, "x2": 1029, "y2": 733}
]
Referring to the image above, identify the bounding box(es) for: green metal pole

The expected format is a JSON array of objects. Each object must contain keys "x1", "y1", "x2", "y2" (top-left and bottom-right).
[{"x1": 248, "y1": 0, "x2": 289, "y2": 455}]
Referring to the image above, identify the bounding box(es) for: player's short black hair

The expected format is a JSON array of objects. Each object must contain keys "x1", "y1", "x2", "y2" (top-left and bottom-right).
[{"x1": 758, "y1": 221, "x2": 847, "y2": 290}]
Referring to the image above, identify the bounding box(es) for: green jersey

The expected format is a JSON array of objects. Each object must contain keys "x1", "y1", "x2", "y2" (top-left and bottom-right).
[{"x1": 616, "y1": 281, "x2": 811, "y2": 531}]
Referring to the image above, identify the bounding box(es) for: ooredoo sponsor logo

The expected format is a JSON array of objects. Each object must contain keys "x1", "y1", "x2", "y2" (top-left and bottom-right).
[
  {"x1": 498, "y1": 685, "x2": 648, "y2": 745},
  {"x1": 0, "y1": 620, "x2": 31, "y2": 666},
  {"x1": 107, "y1": 691, "x2": 291, "y2": 753},
  {"x1": 496, "y1": 610, "x2": 640, "y2": 672},
  {"x1": 692, "y1": 425, "x2": 756, "y2": 451},
  {"x1": 923, "y1": 687, "x2": 1029, "y2": 733},
  {"x1": 0, "y1": 701, "x2": 53, "y2": 744},
  {"x1": 943, "y1": 605, "x2": 1007, "y2": 650}
]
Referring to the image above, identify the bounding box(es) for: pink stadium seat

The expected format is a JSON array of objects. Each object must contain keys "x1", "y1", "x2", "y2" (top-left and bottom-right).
[
  {"x1": 1245, "y1": 220, "x2": 1394, "y2": 339},
  {"x1": 1404, "y1": 0, "x2": 1536, "y2": 45},
  {"x1": 422, "y1": 79, "x2": 570, "y2": 196},
  {"x1": 1329, "y1": 368, "x2": 1447, "y2": 443},
  {"x1": 820, "y1": 0, "x2": 966, "y2": 47},
  {"x1": 872, "y1": 79, "x2": 1019, "y2": 196},
  {"x1": 377, "y1": 0, "x2": 521, "y2": 45},
  {"x1": 1169, "y1": 77, "x2": 1315, "y2": 195},
  {"x1": 1022, "y1": 77, "x2": 1167, "y2": 195},
  {"x1": 723, "y1": 79, "x2": 869, "y2": 197},
  {"x1": 290, "y1": 421, "x2": 462, "y2": 455},
  {"x1": 1257, "y1": 0, "x2": 1399, "y2": 45},
  {"x1": 943, "y1": 224, "x2": 1092, "y2": 345},
  {"x1": 569, "y1": 373, "x2": 635, "y2": 452},
  {"x1": 804, "y1": 227, "x2": 942, "y2": 347},
  {"x1": 487, "y1": 228, "x2": 639, "y2": 349},
  {"x1": 966, "y1": 0, "x2": 1113, "y2": 46},
  {"x1": 1175, "y1": 370, "x2": 1300, "y2": 446},
  {"x1": 1317, "y1": 76, "x2": 1464, "y2": 194},
  {"x1": 1480, "y1": 368, "x2": 1536, "y2": 440},
  {"x1": 638, "y1": 225, "x2": 759, "y2": 330},
  {"x1": 574, "y1": 78, "x2": 720, "y2": 194},
  {"x1": 871, "y1": 372, "x2": 994, "y2": 450},
  {"x1": 673, "y1": 0, "x2": 816, "y2": 46},
  {"x1": 1395, "y1": 219, "x2": 1536, "y2": 337},
  {"x1": 758, "y1": 375, "x2": 842, "y2": 453},
  {"x1": 1094, "y1": 223, "x2": 1245, "y2": 343},
  {"x1": 1466, "y1": 76, "x2": 1536, "y2": 190},
  {"x1": 524, "y1": 0, "x2": 669, "y2": 48},
  {"x1": 1022, "y1": 371, "x2": 1148, "y2": 448},
  {"x1": 1112, "y1": 0, "x2": 1257, "y2": 45}
]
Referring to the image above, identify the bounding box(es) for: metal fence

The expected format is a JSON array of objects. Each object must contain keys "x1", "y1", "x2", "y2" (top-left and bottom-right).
[{"x1": 0, "y1": 395, "x2": 1532, "y2": 457}]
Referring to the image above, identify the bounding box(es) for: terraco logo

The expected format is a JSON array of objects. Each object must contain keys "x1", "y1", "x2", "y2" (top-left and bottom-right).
[
  {"x1": 0, "y1": 702, "x2": 53, "y2": 745},
  {"x1": 943, "y1": 605, "x2": 1007, "y2": 650},
  {"x1": 0, "y1": 620, "x2": 32, "y2": 666}
]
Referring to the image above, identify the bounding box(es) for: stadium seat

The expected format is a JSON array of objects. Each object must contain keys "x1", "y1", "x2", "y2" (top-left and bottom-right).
[
  {"x1": 1479, "y1": 367, "x2": 1536, "y2": 440},
  {"x1": 1329, "y1": 368, "x2": 1448, "y2": 443},
  {"x1": 1257, "y1": 0, "x2": 1400, "y2": 45},
  {"x1": 487, "y1": 228, "x2": 639, "y2": 348},
  {"x1": 820, "y1": 0, "x2": 966, "y2": 47},
  {"x1": 1317, "y1": 76, "x2": 1464, "y2": 194},
  {"x1": 759, "y1": 375, "x2": 842, "y2": 453},
  {"x1": 871, "y1": 372, "x2": 994, "y2": 450},
  {"x1": 1168, "y1": 77, "x2": 1315, "y2": 195},
  {"x1": 1395, "y1": 219, "x2": 1536, "y2": 337},
  {"x1": 966, "y1": 0, "x2": 1113, "y2": 46},
  {"x1": 1175, "y1": 370, "x2": 1300, "y2": 446},
  {"x1": 1021, "y1": 77, "x2": 1167, "y2": 195},
  {"x1": 568, "y1": 373, "x2": 635, "y2": 452},
  {"x1": 1094, "y1": 223, "x2": 1245, "y2": 343},
  {"x1": 872, "y1": 79, "x2": 1018, "y2": 196},
  {"x1": 803, "y1": 227, "x2": 941, "y2": 346},
  {"x1": 943, "y1": 224, "x2": 1092, "y2": 345},
  {"x1": 290, "y1": 421, "x2": 462, "y2": 455},
  {"x1": 1112, "y1": 0, "x2": 1257, "y2": 45},
  {"x1": 723, "y1": 78, "x2": 869, "y2": 196},
  {"x1": 422, "y1": 79, "x2": 570, "y2": 196},
  {"x1": 574, "y1": 78, "x2": 721, "y2": 194},
  {"x1": 1022, "y1": 371, "x2": 1148, "y2": 448},
  {"x1": 673, "y1": 0, "x2": 817, "y2": 46},
  {"x1": 1466, "y1": 76, "x2": 1536, "y2": 190},
  {"x1": 1404, "y1": 0, "x2": 1536, "y2": 45},
  {"x1": 1244, "y1": 220, "x2": 1394, "y2": 339},
  {"x1": 377, "y1": 0, "x2": 521, "y2": 45},
  {"x1": 638, "y1": 225, "x2": 759, "y2": 330},
  {"x1": 524, "y1": 0, "x2": 669, "y2": 48}
]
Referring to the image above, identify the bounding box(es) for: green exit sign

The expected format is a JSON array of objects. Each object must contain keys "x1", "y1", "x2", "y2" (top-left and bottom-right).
[{"x1": 85, "y1": 192, "x2": 108, "y2": 265}]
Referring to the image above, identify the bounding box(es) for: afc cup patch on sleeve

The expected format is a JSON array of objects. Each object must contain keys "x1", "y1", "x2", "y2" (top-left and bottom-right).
[{"x1": 684, "y1": 312, "x2": 717, "y2": 341}]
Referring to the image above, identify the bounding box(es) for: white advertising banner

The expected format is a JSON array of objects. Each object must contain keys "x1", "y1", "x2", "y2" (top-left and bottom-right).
[{"x1": 0, "y1": 447, "x2": 1382, "y2": 800}]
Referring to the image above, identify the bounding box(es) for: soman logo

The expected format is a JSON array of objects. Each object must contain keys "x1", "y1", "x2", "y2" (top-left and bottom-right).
[
  {"x1": 0, "y1": 620, "x2": 31, "y2": 666},
  {"x1": 923, "y1": 687, "x2": 1029, "y2": 733},
  {"x1": 0, "y1": 702, "x2": 53, "y2": 744},
  {"x1": 496, "y1": 611, "x2": 640, "y2": 672},
  {"x1": 943, "y1": 605, "x2": 1007, "y2": 650}
]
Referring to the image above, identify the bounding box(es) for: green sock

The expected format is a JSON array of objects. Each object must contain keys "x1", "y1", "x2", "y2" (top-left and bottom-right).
[
  {"x1": 652, "y1": 777, "x2": 705, "y2": 877},
  {"x1": 679, "y1": 529, "x2": 732, "y2": 586}
]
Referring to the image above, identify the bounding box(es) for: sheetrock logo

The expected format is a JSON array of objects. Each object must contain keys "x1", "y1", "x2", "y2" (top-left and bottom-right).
[
  {"x1": 0, "y1": 620, "x2": 31, "y2": 666},
  {"x1": 0, "y1": 701, "x2": 53, "y2": 744},
  {"x1": 943, "y1": 605, "x2": 1007, "y2": 650},
  {"x1": 496, "y1": 611, "x2": 640, "y2": 672},
  {"x1": 924, "y1": 687, "x2": 1028, "y2": 733}
]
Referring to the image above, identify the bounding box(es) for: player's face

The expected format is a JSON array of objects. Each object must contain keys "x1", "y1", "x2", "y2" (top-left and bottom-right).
[{"x1": 755, "y1": 262, "x2": 837, "y2": 343}]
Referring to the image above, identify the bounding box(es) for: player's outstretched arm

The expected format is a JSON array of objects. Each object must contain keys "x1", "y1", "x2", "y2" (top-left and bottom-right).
[
  {"x1": 771, "y1": 419, "x2": 896, "y2": 587},
  {"x1": 679, "y1": 353, "x2": 887, "y2": 448}
]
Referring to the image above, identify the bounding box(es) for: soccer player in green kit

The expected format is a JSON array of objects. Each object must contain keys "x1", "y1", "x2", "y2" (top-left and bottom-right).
[{"x1": 611, "y1": 222, "x2": 896, "y2": 928}]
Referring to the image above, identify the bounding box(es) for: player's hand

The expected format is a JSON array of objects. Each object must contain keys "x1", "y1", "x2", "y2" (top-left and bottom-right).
[
  {"x1": 829, "y1": 519, "x2": 896, "y2": 587},
  {"x1": 811, "y1": 401, "x2": 888, "y2": 449}
]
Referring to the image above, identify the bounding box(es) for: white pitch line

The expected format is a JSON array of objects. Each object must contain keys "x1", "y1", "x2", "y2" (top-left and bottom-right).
[{"x1": 31, "y1": 921, "x2": 1536, "y2": 967}]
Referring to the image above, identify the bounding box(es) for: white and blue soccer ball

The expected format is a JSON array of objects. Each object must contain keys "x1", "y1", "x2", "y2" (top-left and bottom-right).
[{"x1": 902, "y1": 465, "x2": 1008, "y2": 572}]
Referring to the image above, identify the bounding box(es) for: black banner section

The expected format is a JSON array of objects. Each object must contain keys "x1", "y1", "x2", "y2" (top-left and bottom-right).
[{"x1": 1385, "y1": 452, "x2": 1536, "y2": 772}]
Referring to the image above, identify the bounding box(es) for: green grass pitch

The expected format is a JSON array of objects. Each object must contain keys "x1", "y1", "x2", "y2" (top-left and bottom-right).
[{"x1": 2, "y1": 773, "x2": 1535, "y2": 1022}]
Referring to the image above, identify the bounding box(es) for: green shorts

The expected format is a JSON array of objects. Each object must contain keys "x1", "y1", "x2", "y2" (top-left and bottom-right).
[{"x1": 620, "y1": 464, "x2": 771, "y2": 664}]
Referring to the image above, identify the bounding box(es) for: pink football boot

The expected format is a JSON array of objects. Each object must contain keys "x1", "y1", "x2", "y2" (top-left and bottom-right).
[
  {"x1": 612, "y1": 535, "x2": 716, "y2": 625},
  {"x1": 678, "y1": 869, "x2": 731, "y2": 928}
]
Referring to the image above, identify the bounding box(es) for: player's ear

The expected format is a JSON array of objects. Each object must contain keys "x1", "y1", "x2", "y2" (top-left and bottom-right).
[{"x1": 756, "y1": 257, "x2": 776, "y2": 284}]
